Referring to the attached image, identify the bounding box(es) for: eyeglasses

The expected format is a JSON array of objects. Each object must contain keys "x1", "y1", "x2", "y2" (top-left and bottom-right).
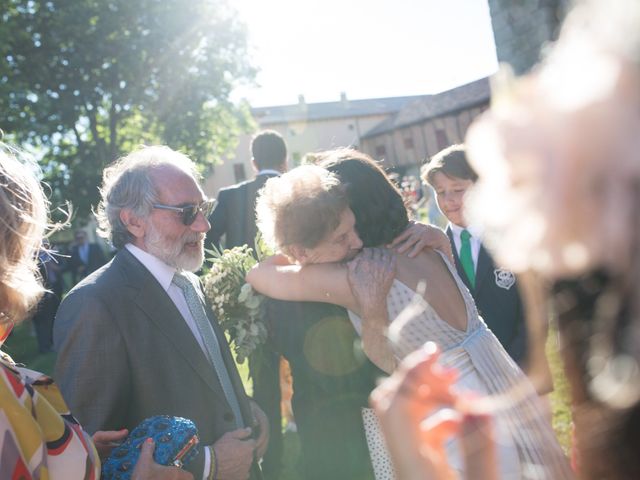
[{"x1": 152, "y1": 198, "x2": 217, "y2": 226}]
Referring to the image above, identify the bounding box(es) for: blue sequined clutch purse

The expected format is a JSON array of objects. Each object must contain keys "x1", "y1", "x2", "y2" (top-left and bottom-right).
[{"x1": 101, "y1": 415, "x2": 199, "y2": 480}]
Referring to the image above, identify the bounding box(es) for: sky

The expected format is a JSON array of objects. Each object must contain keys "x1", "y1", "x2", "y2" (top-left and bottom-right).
[{"x1": 230, "y1": 0, "x2": 499, "y2": 107}]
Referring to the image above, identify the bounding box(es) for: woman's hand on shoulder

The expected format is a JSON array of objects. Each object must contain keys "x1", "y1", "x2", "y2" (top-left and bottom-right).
[
  {"x1": 347, "y1": 247, "x2": 396, "y2": 319},
  {"x1": 388, "y1": 222, "x2": 453, "y2": 262}
]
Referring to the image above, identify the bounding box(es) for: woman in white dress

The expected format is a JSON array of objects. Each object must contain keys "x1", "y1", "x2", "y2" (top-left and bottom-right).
[{"x1": 247, "y1": 149, "x2": 572, "y2": 480}]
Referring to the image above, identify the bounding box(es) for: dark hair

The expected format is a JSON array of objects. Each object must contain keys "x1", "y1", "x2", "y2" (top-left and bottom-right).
[
  {"x1": 318, "y1": 148, "x2": 408, "y2": 247},
  {"x1": 422, "y1": 144, "x2": 478, "y2": 187},
  {"x1": 251, "y1": 130, "x2": 287, "y2": 170}
]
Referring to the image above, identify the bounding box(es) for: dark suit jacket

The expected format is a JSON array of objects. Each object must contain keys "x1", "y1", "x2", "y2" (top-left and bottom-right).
[
  {"x1": 446, "y1": 227, "x2": 528, "y2": 365},
  {"x1": 253, "y1": 299, "x2": 383, "y2": 480},
  {"x1": 68, "y1": 242, "x2": 107, "y2": 284},
  {"x1": 206, "y1": 173, "x2": 277, "y2": 254},
  {"x1": 54, "y1": 249, "x2": 261, "y2": 478}
]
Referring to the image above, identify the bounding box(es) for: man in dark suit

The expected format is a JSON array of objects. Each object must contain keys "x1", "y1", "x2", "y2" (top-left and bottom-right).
[
  {"x1": 254, "y1": 299, "x2": 382, "y2": 480},
  {"x1": 67, "y1": 229, "x2": 107, "y2": 285},
  {"x1": 422, "y1": 145, "x2": 528, "y2": 366},
  {"x1": 54, "y1": 145, "x2": 267, "y2": 480},
  {"x1": 206, "y1": 130, "x2": 287, "y2": 254}
]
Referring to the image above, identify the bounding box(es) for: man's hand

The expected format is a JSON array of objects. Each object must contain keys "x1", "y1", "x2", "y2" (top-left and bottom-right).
[
  {"x1": 213, "y1": 428, "x2": 256, "y2": 480},
  {"x1": 388, "y1": 222, "x2": 453, "y2": 262},
  {"x1": 250, "y1": 400, "x2": 270, "y2": 459},
  {"x1": 132, "y1": 438, "x2": 194, "y2": 480},
  {"x1": 92, "y1": 429, "x2": 128, "y2": 460}
]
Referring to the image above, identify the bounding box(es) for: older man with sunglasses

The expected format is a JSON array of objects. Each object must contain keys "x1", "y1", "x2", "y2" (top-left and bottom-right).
[{"x1": 54, "y1": 145, "x2": 268, "y2": 480}]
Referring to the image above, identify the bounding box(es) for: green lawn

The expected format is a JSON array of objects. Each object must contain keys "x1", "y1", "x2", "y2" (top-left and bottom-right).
[
  {"x1": 3, "y1": 322, "x2": 57, "y2": 375},
  {"x1": 547, "y1": 328, "x2": 572, "y2": 452},
  {"x1": 5, "y1": 319, "x2": 572, "y2": 474}
]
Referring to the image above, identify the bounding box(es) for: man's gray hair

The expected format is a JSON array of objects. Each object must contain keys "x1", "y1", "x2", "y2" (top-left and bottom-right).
[{"x1": 95, "y1": 145, "x2": 199, "y2": 249}]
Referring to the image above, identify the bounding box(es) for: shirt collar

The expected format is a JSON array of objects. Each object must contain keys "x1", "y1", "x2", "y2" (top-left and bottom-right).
[
  {"x1": 449, "y1": 222, "x2": 483, "y2": 239},
  {"x1": 256, "y1": 169, "x2": 281, "y2": 177},
  {"x1": 125, "y1": 243, "x2": 176, "y2": 291}
]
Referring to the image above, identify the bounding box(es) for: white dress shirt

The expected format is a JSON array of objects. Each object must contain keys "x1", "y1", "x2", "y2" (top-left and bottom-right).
[{"x1": 256, "y1": 168, "x2": 281, "y2": 177}]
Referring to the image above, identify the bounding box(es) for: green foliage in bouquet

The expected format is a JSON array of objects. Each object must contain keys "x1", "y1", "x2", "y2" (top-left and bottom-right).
[{"x1": 202, "y1": 238, "x2": 272, "y2": 363}]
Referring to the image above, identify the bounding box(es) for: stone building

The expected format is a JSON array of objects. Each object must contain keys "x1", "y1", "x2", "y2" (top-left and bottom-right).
[
  {"x1": 203, "y1": 93, "x2": 429, "y2": 195},
  {"x1": 360, "y1": 78, "x2": 490, "y2": 176}
]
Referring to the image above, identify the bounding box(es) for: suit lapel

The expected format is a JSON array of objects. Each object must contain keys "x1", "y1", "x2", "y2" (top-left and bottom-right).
[
  {"x1": 116, "y1": 250, "x2": 227, "y2": 403},
  {"x1": 475, "y1": 244, "x2": 494, "y2": 296}
]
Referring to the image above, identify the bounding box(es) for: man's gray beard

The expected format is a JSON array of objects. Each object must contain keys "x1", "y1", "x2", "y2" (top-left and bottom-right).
[{"x1": 145, "y1": 222, "x2": 204, "y2": 272}]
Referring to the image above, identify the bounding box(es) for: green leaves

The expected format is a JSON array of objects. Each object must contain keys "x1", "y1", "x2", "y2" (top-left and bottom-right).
[
  {"x1": 202, "y1": 245, "x2": 267, "y2": 364},
  {"x1": 0, "y1": 0, "x2": 256, "y2": 220}
]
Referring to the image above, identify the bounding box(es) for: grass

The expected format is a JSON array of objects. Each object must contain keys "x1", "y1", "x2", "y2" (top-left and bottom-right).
[
  {"x1": 4, "y1": 319, "x2": 573, "y2": 473},
  {"x1": 547, "y1": 328, "x2": 572, "y2": 452},
  {"x1": 3, "y1": 322, "x2": 57, "y2": 375}
]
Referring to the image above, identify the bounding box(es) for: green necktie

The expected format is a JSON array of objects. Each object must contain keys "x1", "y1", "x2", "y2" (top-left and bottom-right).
[{"x1": 459, "y1": 229, "x2": 475, "y2": 289}]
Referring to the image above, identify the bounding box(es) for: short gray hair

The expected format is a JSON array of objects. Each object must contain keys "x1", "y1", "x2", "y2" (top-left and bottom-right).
[
  {"x1": 255, "y1": 164, "x2": 348, "y2": 257},
  {"x1": 96, "y1": 145, "x2": 199, "y2": 249}
]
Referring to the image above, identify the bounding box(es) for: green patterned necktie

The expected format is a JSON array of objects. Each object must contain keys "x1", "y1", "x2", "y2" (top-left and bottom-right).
[
  {"x1": 172, "y1": 272, "x2": 244, "y2": 428},
  {"x1": 459, "y1": 229, "x2": 475, "y2": 289}
]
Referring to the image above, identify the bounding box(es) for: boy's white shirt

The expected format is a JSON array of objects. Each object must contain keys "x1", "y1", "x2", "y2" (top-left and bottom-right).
[{"x1": 448, "y1": 222, "x2": 482, "y2": 271}]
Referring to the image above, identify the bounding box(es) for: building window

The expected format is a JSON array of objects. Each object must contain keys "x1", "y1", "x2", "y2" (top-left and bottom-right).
[
  {"x1": 375, "y1": 145, "x2": 387, "y2": 158},
  {"x1": 435, "y1": 129, "x2": 448, "y2": 150},
  {"x1": 233, "y1": 163, "x2": 246, "y2": 183},
  {"x1": 404, "y1": 137, "x2": 414, "y2": 149}
]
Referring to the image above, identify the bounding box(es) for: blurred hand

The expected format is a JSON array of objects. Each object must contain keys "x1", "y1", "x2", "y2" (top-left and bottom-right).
[
  {"x1": 371, "y1": 342, "x2": 459, "y2": 480},
  {"x1": 371, "y1": 342, "x2": 498, "y2": 480},
  {"x1": 214, "y1": 428, "x2": 256, "y2": 480},
  {"x1": 250, "y1": 400, "x2": 270, "y2": 459},
  {"x1": 131, "y1": 438, "x2": 193, "y2": 480},
  {"x1": 388, "y1": 222, "x2": 453, "y2": 262},
  {"x1": 92, "y1": 429, "x2": 128, "y2": 460}
]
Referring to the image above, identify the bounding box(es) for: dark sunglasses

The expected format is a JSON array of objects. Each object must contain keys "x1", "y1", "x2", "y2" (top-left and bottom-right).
[{"x1": 152, "y1": 198, "x2": 217, "y2": 226}]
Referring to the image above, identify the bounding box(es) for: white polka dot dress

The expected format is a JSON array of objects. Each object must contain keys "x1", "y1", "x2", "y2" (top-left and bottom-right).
[{"x1": 350, "y1": 252, "x2": 573, "y2": 480}]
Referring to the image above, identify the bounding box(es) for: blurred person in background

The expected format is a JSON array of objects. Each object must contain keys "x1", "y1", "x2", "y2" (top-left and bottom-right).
[{"x1": 67, "y1": 228, "x2": 107, "y2": 285}]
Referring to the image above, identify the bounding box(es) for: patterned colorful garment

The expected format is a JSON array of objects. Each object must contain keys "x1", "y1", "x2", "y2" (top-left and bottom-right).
[{"x1": 0, "y1": 354, "x2": 100, "y2": 479}]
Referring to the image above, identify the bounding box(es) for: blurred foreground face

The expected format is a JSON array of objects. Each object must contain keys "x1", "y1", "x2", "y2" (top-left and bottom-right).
[{"x1": 465, "y1": 0, "x2": 640, "y2": 279}]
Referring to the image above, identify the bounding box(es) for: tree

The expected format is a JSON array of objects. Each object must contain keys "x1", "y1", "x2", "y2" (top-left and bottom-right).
[{"x1": 0, "y1": 0, "x2": 256, "y2": 219}]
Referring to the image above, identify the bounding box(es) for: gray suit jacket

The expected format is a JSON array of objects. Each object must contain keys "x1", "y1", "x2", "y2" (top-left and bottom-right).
[{"x1": 54, "y1": 248, "x2": 260, "y2": 477}]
